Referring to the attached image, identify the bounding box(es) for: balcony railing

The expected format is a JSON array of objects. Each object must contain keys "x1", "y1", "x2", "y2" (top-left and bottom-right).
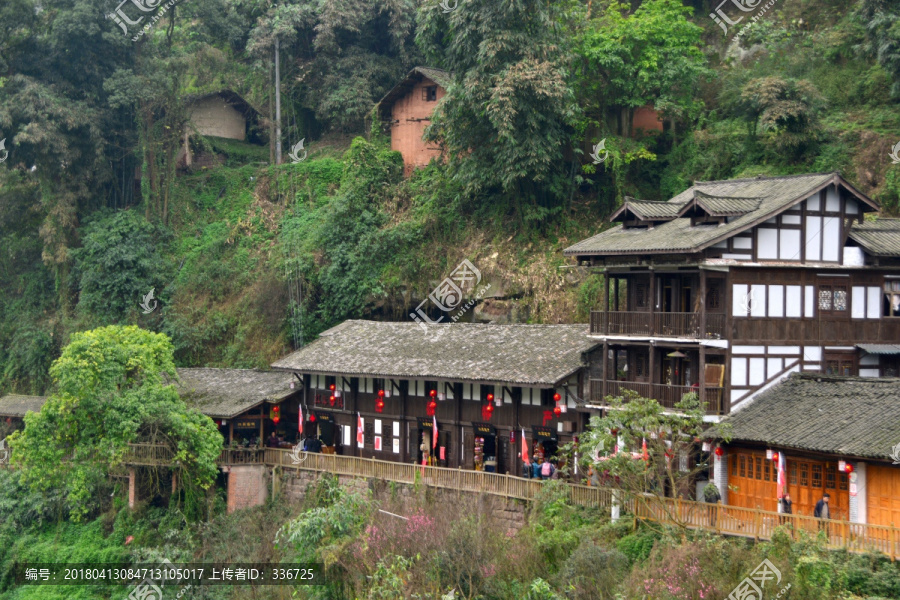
[
  {"x1": 590, "y1": 311, "x2": 726, "y2": 339},
  {"x1": 589, "y1": 379, "x2": 725, "y2": 415}
]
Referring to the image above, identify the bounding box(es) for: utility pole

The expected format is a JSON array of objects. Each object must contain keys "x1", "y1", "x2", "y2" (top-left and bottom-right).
[{"x1": 275, "y1": 37, "x2": 282, "y2": 165}]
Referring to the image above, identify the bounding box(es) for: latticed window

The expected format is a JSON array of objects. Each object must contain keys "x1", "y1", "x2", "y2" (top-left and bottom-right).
[
  {"x1": 825, "y1": 464, "x2": 836, "y2": 489},
  {"x1": 789, "y1": 463, "x2": 798, "y2": 485},
  {"x1": 635, "y1": 354, "x2": 647, "y2": 377},
  {"x1": 732, "y1": 455, "x2": 738, "y2": 476},
  {"x1": 635, "y1": 284, "x2": 647, "y2": 308},
  {"x1": 764, "y1": 460, "x2": 771, "y2": 482},
  {"x1": 812, "y1": 464, "x2": 823, "y2": 488},
  {"x1": 707, "y1": 285, "x2": 721, "y2": 310},
  {"x1": 739, "y1": 455, "x2": 746, "y2": 477},
  {"x1": 800, "y1": 463, "x2": 809, "y2": 486},
  {"x1": 839, "y1": 473, "x2": 849, "y2": 491},
  {"x1": 818, "y1": 284, "x2": 848, "y2": 314},
  {"x1": 755, "y1": 457, "x2": 762, "y2": 480},
  {"x1": 825, "y1": 352, "x2": 856, "y2": 376}
]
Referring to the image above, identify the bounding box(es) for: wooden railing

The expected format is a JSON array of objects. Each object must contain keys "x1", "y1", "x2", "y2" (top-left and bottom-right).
[
  {"x1": 218, "y1": 447, "x2": 265, "y2": 464},
  {"x1": 589, "y1": 379, "x2": 725, "y2": 415},
  {"x1": 590, "y1": 310, "x2": 726, "y2": 339}
]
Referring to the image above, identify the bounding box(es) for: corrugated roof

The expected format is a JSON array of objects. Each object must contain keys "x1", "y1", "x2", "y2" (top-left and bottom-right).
[
  {"x1": 565, "y1": 172, "x2": 876, "y2": 256},
  {"x1": 713, "y1": 373, "x2": 900, "y2": 460},
  {"x1": 0, "y1": 394, "x2": 47, "y2": 417},
  {"x1": 847, "y1": 219, "x2": 900, "y2": 257},
  {"x1": 857, "y1": 344, "x2": 900, "y2": 355},
  {"x1": 271, "y1": 320, "x2": 598, "y2": 387},
  {"x1": 173, "y1": 368, "x2": 299, "y2": 418}
]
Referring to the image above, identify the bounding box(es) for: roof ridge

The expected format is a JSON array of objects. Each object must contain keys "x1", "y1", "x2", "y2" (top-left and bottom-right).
[{"x1": 694, "y1": 171, "x2": 837, "y2": 186}]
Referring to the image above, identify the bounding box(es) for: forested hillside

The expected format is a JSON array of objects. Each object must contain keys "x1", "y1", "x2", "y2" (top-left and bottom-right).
[{"x1": 1, "y1": 0, "x2": 899, "y2": 395}]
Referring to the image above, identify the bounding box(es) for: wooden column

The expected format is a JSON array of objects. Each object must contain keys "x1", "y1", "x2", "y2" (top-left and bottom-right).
[
  {"x1": 649, "y1": 271, "x2": 657, "y2": 336},
  {"x1": 602, "y1": 273, "x2": 610, "y2": 334},
  {"x1": 601, "y1": 341, "x2": 609, "y2": 400},
  {"x1": 457, "y1": 383, "x2": 463, "y2": 469},
  {"x1": 699, "y1": 269, "x2": 708, "y2": 338},
  {"x1": 400, "y1": 381, "x2": 408, "y2": 463},
  {"x1": 613, "y1": 276, "x2": 620, "y2": 311},
  {"x1": 699, "y1": 345, "x2": 708, "y2": 412},
  {"x1": 649, "y1": 343, "x2": 657, "y2": 389}
]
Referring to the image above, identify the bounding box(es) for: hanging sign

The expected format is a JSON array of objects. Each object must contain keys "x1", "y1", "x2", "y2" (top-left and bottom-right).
[
  {"x1": 472, "y1": 422, "x2": 496, "y2": 436},
  {"x1": 314, "y1": 412, "x2": 334, "y2": 423},
  {"x1": 532, "y1": 426, "x2": 558, "y2": 441},
  {"x1": 440, "y1": 446, "x2": 446, "y2": 461},
  {"x1": 235, "y1": 420, "x2": 256, "y2": 429}
]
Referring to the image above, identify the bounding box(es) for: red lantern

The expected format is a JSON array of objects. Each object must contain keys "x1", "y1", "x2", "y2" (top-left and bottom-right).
[
  {"x1": 553, "y1": 393, "x2": 561, "y2": 402},
  {"x1": 553, "y1": 405, "x2": 562, "y2": 418},
  {"x1": 772, "y1": 452, "x2": 779, "y2": 461},
  {"x1": 329, "y1": 384, "x2": 336, "y2": 392},
  {"x1": 378, "y1": 389, "x2": 385, "y2": 398},
  {"x1": 329, "y1": 395, "x2": 336, "y2": 406},
  {"x1": 272, "y1": 416, "x2": 280, "y2": 424},
  {"x1": 375, "y1": 399, "x2": 385, "y2": 413},
  {"x1": 429, "y1": 389, "x2": 437, "y2": 399},
  {"x1": 427, "y1": 400, "x2": 437, "y2": 417},
  {"x1": 714, "y1": 447, "x2": 724, "y2": 457},
  {"x1": 486, "y1": 393, "x2": 494, "y2": 402},
  {"x1": 844, "y1": 463, "x2": 854, "y2": 474},
  {"x1": 309, "y1": 414, "x2": 316, "y2": 422}
]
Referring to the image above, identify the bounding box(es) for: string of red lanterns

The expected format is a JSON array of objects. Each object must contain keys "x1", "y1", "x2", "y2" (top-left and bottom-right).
[
  {"x1": 375, "y1": 389, "x2": 385, "y2": 413},
  {"x1": 426, "y1": 389, "x2": 437, "y2": 417}
]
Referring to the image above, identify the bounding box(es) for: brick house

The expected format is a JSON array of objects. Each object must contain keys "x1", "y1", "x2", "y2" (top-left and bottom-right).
[
  {"x1": 179, "y1": 90, "x2": 262, "y2": 168},
  {"x1": 376, "y1": 67, "x2": 451, "y2": 176}
]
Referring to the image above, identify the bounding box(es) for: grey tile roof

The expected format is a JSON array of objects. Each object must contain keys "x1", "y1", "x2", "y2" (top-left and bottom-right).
[
  {"x1": 688, "y1": 191, "x2": 762, "y2": 216},
  {"x1": 847, "y1": 219, "x2": 900, "y2": 257},
  {"x1": 565, "y1": 172, "x2": 875, "y2": 256},
  {"x1": 858, "y1": 344, "x2": 900, "y2": 354},
  {"x1": 271, "y1": 320, "x2": 598, "y2": 387},
  {"x1": 0, "y1": 394, "x2": 47, "y2": 417},
  {"x1": 619, "y1": 198, "x2": 682, "y2": 220},
  {"x1": 173, "y1": 368, "x2": 298, "y2": 418},
  {"x1": 713, "y1": 373, "x2": 900, "y2": 460}
]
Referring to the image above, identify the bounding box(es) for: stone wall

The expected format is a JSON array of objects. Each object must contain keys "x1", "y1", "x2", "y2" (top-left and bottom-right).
[
  {"x1": 279, "y1": 469, "x2": 527, "y2": 534},
  {"x1": 226, "y1": 465, "x2": 268, "y2": 513}
]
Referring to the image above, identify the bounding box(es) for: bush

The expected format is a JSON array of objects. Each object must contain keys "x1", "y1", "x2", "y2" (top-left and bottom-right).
[{"x1": 556, "y1": 541, "x2": 627, "y2": 600}]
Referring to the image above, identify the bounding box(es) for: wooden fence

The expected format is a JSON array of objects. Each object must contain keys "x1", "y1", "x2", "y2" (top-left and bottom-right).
[{"x1": 116, "y1": 445, "x2": 900, "y2": 559}]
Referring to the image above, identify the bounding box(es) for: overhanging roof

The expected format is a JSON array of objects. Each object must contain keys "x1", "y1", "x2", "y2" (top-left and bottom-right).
[
  {"x1": 565, "y1": 172, "x2": 880, "y2": 257},
  {"x1": 710, "y1": 373, "x2": 900, "y2": 461},
  {"x1": 186, "y1": 89, "x2": 261, "y2": 120},
  {"x1": 375, "y1": 67, "x2": 452, "y2": 119},
  {"x1": 857, "y1": 344, "x2": 900, "y2": 355},
  {"x1": 271, "y1": 320, "x2": 598, "y2": 387},
  {"x1": 173, "y1": 368, "x2": 298, "y2": 419},
  {"x1": 847, "y1": 219, "x2": 900, "y2": 257},
  {"x1": 0, "y1": 394, "x2": 47, "y2": 418}
]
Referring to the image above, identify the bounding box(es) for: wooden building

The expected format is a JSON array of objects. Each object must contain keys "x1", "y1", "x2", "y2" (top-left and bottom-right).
[
  {"x1": 712, "y1": 373, "x2": 900, "y2": 528},
  {"x1": 270, "y1": 320, "x2": 599, "y2": 473},
  {"x1": 375, "y1": 67, "x2": 450, "y2": 176},
  {"x1": 564, "y1": 172, "x2": 900, "y2": 417},
  {"x1": 0, "y1": 394, "x2": 47, "y2": 438}
]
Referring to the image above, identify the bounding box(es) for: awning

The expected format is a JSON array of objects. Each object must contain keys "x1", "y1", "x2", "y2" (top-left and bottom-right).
[
  {"x1": 532, "y1": 426, "x2": 558, "y2": 441},
  {"x1": 857, "y1": 344, "x2": 900, "y2": 354},
  {"x1": 472, "y1": 422, "x2": 496, "y2": 436}
]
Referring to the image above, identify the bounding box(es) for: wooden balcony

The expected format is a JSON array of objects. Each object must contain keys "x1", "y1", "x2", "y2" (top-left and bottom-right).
[
  {"x1": 589, "y1": 379, "x2": 725, "y2": 415},
  {"x1": 590, "y1": 311, "x2": 726, "y2": 339}
]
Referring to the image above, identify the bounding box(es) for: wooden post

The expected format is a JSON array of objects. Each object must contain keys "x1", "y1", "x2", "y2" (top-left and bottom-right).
[
  {"x1": 754, "y1": 508, "x2": 761, "y2": 541},
  {"x1": 891, "y1": 523, "x2": 896, "y2": 562},
  {"x1": 602, "y1": 273, "x2": 610, "y2": 334},
  {"x1": 699, "y1": 345, "x2": 707, "y2": 411},
  {"x1": 601, "y1": 341, "x2": 609, "y2": 400},
  {"x1": 649, "y1": 271, "x2": 656, "y2": 336},
  {"x1": 699, "y1": 268, "x2": 707, "y2": 337}
]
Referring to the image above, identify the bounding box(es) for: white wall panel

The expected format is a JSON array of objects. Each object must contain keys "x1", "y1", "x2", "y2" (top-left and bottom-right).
[
  {"x1": 806, "y1": 194, "x2": 821, "y2": 212},
  {"x1": 768, "y1": 346, "x2": 800, "y2": 355},
  {"x1": 860, "y1": 354, "x2": 879, "y2": 366},
  {"x1": 805, "y1": 216, "x2": 822, "y2": 261},
  {"x1": 731, "y1": 358, "x2": 747, "y2": 387},
  {"x1": 750, "y1": 284, "x2": 766, "y2": 317},
  {"x1": 768, "y1": 285, "x2": 784, "y2": 317},
  {"x1": 758, "y1": 228, "x2": 778, "y2": 259},
  {"x1": 867, "y1": 287, "x2": 881, "y2": 319},
  {"x1": 733, "y1": 284, "x2": 749, "y2": 316},
  {"x1": 782, "y1": 214, "x2": 802, "y2": 225},
  {"x1": 823, "y1": 217, "x2": 840, "y2": 261},
  {"x1": 779, "y1": 229, "x2": 801, "y2": 260},
  {"x1": 733, "y1": 345, "x2": 766, "y2": 354},
  {"x1": 723, "y1": 253, "x2": 751, "y2": 260},
  {"x1": 852, "y1": 287, "x2": 866, "y2": 319},
  {"x1": 749, "y1": 358, "x2": 766, "y2": 385},
  {"x1": 826, "y1": 185, "x2": 840, "y2": 212},
  {"x1": 803, "y1": 346, "x2": 822, "y2": 361},
  {"x1": 804, "y1": 286, "x2": 815, "y2": 317},
  {"x1": 846, "y1": 198, "x2": 858, "y2": 214},
  {"x1": 712, "y1": 240, "x2": 728, "y2": 248},
  {"x1": 734, "y1": 236, "x2": 753, "y2": 249},
  {"x1": 767, "y1": 358, "x2": 783, "y2": 378},
  {"x1": 860, "y1": 369, "x2": 880, "y2": 378},
  {"x1": 786, "y1": 286, "x2": 802, "y2": 317}
]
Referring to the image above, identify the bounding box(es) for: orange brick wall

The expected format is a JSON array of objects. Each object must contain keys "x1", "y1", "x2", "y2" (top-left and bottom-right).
[
  {"x1": 226, "y1": 465, "x2": 267, "y2": 513},
  {"x1": 632, "y1": 106, "x2": 664, "y2": 135},
  {"x1": 388, "y1": 78, "x2": 446, "y2": 176}
]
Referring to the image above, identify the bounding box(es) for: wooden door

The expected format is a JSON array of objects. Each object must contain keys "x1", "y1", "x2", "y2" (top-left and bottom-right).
[
  {"x1": 786, "y1": 459, "x2": 849, "y2": 519},
  {"x1": 729, "y1": 452, "x2": 777, "y2": 512},
  {"x1": 868, "y1": 465, "x2": 900, "y2": 528}
]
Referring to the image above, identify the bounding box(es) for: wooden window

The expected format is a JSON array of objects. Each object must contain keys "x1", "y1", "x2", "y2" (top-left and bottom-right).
[
  {"x1": 423, "y1": 86, "x2": 438, "y2": 101},
  {"x1": 884, "y1": 280, "x2": 900, "y2": 317},
  {"x1": 755, "y1": 456, "x2": 762, "y2": 480},
  {"x1": 635, "y1": 354, "x2": 647, "y2": 378},
  {"x1": 825, "y1": 464, "x2": 836, "y2": 489},
  {"x1": 800, "y1": 463, "x2": 809, "y2": 486},
  {"x1": 732, "y1": 455, "x2": 738, "y2": 476},
  {"x1": 789, "y1": 463, "x2": 798, "y2": 485},
  {"x1": 739, "y1": 455, "x2": 746, "y2": 477},
  {"x1": 707, "y1": 284, "x2": 721, "y2": 310},
  {"x1": 825, "y1": 352, "x2": 857, "y2": 376},
  {"x1": 818, "y1": 283, "x2": 849, "y2": 314},
  {"x1": 812, "y1": 464, "x2": 823, "y2": 488},
  {"x1": 764, "y1": 460, "x2": 771, "y2": 481},
  {"x1": 839, "y1": 472, "x2": 848, "y2": 491}
]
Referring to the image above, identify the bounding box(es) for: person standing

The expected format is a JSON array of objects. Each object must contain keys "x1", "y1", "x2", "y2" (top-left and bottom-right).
[
  {"x1": 813, "y1": 492, "x2": 830, "y2": 519},
  {"x1": 780, "y1": 493, "x2": 793, "y2": 515}
]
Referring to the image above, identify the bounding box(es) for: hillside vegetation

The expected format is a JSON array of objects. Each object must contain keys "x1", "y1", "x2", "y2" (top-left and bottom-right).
[{"x1": 1, "y1": 0, "x2": 899, "y2": 394}]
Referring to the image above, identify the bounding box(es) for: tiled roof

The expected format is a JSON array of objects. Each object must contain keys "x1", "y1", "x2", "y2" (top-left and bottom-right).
[
  {"x1": 615, "y1": 198, "x2": 683, "y2": 221},
  {"x1": 0, "y1": 394, "x2": 47, "y2": 417},
  {"x1": 857, "y1": 344, "x2": 900, "y2": 354},
  {"x1": 271, "y1": 320, "x2": 598, "y2": 387},
  {"x1": 173, "y1": 368, "x2": 298, "y2": 418},
  {"x1": 713, "y1": 373, "x2": 900, "y2": 460},
  {"x1": 847, "y1": 219, "x2": 900, "y2": 257},
  {"x1": 687, "y1": 191, "x2": 763, "y2": 216},
  {"x1": 565, "y1": 172, "x2": 876, "y2": 256}
]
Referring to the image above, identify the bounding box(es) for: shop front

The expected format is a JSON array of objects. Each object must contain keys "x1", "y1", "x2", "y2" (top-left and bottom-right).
[
  {"x1": 312, "y1": 411, "x2": 340, "y2": 454},
  {"x1": 472, "y1": 422, "x2": 498, "y2": 473},
  {"x1": 531, "y1": 426, "x2": 559, "y2": 464},
  {"x1": 416, "y1": 417, "x2": 449, "y2": 467},
  {"x1": 233, "y1": 417, "x2": 262, "y2": 446}
]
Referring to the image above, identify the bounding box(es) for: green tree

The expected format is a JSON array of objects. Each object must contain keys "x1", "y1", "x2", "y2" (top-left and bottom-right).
[
  {"x1": 8, "y1": 325, "x2": 222, "y2": 521},
  {"x1": 416, "y1": 0, "x2": 579, "y2": 214},
  {"x1": 859, "y1": 0, "x2": 900, "y2": 98},
  {"x1": 576, "y1": 0, "x2": 710, "y2": 137}
]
